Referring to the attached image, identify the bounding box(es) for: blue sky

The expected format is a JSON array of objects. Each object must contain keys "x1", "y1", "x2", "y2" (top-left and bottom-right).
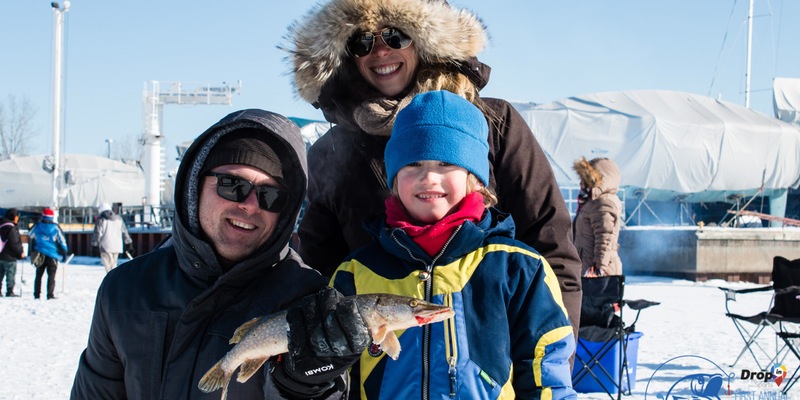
[{"x1": 2, "y1": 1, "x2": 798, "y2": 171}]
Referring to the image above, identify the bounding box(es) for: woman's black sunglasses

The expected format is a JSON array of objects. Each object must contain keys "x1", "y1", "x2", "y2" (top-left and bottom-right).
[
  {"x1": 347, "y1": 27, "x2": 413, "y2": 57},
  {"x1": 206, "y1": 172, "x2": 289, "y2": 213}
]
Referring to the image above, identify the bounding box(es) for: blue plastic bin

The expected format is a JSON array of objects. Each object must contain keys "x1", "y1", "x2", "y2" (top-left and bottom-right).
[{"x1": 572, "y1": 331, "x2": 643, "y2": 394}]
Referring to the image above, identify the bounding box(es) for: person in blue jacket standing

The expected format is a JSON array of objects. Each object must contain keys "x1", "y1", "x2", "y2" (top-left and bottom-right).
[
  {"x1": 29, "y1": 208, "x2": 68, "y2": 300},
  {"x1": 331, "y1": 91, "x2": 576, "y2": 399}
]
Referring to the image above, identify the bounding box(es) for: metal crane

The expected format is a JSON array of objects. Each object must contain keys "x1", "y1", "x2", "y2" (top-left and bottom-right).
[{"x1": 141, "y1": 80, "x2": 241, "y2": 225}]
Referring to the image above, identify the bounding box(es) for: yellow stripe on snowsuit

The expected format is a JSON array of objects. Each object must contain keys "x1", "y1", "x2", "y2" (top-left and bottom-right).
[
  {"x1": 443, "y1": 292, "x2": 457, "y2": 372},
  {"x1": 338, "y1": 243, "x2": 566, "y2": 311},
  {"x1": 432, "y1": 243, "x2": 569, "y2": 318},
  {"x1": 336, "y1": 259, "x2": 427, "y2": 298},
  {"x1": 533, "y1": 325, "x2": 573, "y2": 400}
]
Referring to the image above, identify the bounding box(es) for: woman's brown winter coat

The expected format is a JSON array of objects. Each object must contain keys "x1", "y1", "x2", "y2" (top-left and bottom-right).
[{"x1": 573, "y1": 158, "x2": 623, "y2": 276}]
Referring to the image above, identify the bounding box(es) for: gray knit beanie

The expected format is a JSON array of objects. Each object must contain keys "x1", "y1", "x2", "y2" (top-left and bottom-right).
[{"x1": 200, "y1": 128, "x2": 283, "y2": 179}]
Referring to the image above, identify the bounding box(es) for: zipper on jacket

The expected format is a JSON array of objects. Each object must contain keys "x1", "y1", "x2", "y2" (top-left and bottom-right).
[
  {"x1": 391, "y1": 226, "x2": 462, "y2": 400},
  {"x1": 449, "y1": 356, "x2": 458, "y2": 398},
  {"x1": 390, "y1": 230, "x2": 428, "y2": 269},
  {"x1": 390, "y1": 230, "x2": 431, "y2": 399},
  {"x1": 444, "y1": 292, "x2": 458, "y2": 398}
]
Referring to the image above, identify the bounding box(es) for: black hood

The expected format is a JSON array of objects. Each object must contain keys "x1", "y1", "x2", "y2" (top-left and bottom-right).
[{"x1": 171, "y1": 109, "x2": 307, "y2": 281}]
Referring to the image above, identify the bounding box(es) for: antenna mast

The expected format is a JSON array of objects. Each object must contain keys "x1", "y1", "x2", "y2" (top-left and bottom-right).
[{"x1": 744, "y1": 0, "x2": 754, "y2": 109}]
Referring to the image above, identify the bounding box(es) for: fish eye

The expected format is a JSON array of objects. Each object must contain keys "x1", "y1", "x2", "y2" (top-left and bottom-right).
[{"x1": 409, "y1": 299, "x2": 419, "y2": 308}]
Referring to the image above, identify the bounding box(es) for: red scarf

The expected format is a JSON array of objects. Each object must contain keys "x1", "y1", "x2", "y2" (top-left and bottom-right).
[{"x1": 385, "y1": 192, "x2": 486, "y2": 258}]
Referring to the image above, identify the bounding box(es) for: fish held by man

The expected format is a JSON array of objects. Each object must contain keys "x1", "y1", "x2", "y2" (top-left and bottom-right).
[{"x1": 197, "y1": 293, "x2": 454, "y2": 399}]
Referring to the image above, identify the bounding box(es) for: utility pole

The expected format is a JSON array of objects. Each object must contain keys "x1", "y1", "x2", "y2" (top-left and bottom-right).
[{"x1": 51, "y1": 1, "x2": 69, "y2": 211}]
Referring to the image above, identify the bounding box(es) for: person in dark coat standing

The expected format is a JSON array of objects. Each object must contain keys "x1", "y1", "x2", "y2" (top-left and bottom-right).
[
  {"x1": 0, "y1": 208, "x2": 25, "y2": 297},
  {"x1": 29, "y1": 207, "x2": 68, "y2": 300},
  {"x1": 285, "y1": 0, "x2": 583, "y2": 340},
  {"x1": 71, "y1": 109, "x2": 370, "y2": 400}
]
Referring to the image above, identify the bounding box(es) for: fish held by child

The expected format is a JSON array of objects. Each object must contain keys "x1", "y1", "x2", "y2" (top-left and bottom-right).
[{"x1": 197, "y1": 293, "x2": 454, "y2": 399}]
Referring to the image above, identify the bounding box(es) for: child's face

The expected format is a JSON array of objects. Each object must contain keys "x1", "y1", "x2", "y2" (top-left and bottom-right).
[{"x1": 395, "y1": 160, "x2": 481, "y2": 224}]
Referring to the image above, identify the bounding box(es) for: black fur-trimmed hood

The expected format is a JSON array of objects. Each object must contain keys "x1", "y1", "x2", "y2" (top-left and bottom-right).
[{"x1": 284, "y1": 0, "x2": 489, "y2": 104}]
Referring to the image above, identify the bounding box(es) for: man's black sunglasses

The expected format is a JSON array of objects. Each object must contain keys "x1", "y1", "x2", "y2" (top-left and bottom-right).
[
  {"x1": 205, "y1": 172, "x2": 289, "y2": 213},
  {"x1": 347, "y1": 27, "x2": 413, "y2": 57}
]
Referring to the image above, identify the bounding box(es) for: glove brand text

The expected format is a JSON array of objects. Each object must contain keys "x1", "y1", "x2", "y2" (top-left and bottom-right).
[{"x1": 304, "y1": 364, "x2": 334, "y2": 376}]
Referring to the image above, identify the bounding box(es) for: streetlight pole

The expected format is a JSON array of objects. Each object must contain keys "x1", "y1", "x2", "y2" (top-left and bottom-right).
[{"x1": 51, "y1": 1, "x2": 69, "y2": 211}]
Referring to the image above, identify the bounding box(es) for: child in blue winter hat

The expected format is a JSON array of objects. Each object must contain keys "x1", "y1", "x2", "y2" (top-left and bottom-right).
[{"x1": 331, "y1": 90, "x2": 577, "y2": 399}]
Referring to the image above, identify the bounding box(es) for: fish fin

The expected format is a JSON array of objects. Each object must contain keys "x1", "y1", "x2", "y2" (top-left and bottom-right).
[
  {"x1": 231, "y1": 317, "x2": 262, "y2": 344},
  {"x1": 236, "y1": 357, "x2": 269, "y2": 383},
  {"x1": 370, "y1": 325, "x2": 390, "y2": 344},
  {"x1": 197, "y1": 359, "x2": 229, "y2": 394},
  {"x1": 380, "y1": 331, "x2": 402, "y2": 360}
]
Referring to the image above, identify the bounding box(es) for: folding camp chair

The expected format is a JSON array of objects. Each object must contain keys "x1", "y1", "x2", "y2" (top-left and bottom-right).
[
  {"x1": 719, "y1": 256, "x2": 800, "y2": 373},
  {"x1": 776, "y1": 326, "x2": 800, "y2": 394},
  {"x1": 763, "y1": 257, "x2": 800, "y2": 394},
  {"x1": 571, "y1": 275, "x2": 660, "y2": 399}
]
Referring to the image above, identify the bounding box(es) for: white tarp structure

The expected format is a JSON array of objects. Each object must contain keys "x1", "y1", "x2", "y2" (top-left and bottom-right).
[
  {"x1": 774, "y1": 77, "x2": 800, "y2": 126},
  {"x1": 0, "y1": 154, "x2": 145, "y2": 208},
  {"x1": 512, "y1": 90, "x2": 800, "y2": 203}
]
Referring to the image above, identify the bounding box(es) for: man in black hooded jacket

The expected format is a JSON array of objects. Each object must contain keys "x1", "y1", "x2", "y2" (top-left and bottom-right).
[{"x1": 71, "y1": 109, "x2": 369, "y2": 399}]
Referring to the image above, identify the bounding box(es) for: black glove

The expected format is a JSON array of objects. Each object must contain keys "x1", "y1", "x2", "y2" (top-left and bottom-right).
[
  {"x1": 125, "y1": 243, "x2": 134, "y2": 256},
  {"x1": 91, "y1": 246, "x2": 99, "y2": 257},
  {"x1": 61, "y1": 254, "x2": 67, "y2": 263},
  {"x1": 272, "y1": 287, "x2": 370, "y2": 395}
]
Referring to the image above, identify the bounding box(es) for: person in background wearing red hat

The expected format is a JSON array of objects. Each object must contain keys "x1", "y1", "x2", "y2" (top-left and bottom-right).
[
  {"x1": 0, "y1": 208, "x2": 25, "y2": 297},
  {"x1": 28, "y1": 207, "x2": 69, "y2": 300}
]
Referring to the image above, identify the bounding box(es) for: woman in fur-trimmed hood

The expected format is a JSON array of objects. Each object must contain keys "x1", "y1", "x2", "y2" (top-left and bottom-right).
[
  {"x1": 285, "y1": 0, "x2": 583, "y2": 356},
  {"x1": 573, "y1": 157, "x2": 623, "y2": 276}
]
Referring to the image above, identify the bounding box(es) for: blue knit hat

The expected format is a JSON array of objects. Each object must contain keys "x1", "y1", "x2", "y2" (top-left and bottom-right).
[{"x1": 385, "y1": 91, "x2": 489, "y2": 189}]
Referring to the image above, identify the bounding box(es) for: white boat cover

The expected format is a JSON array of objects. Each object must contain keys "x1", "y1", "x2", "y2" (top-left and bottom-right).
[
  {"x1": 512, "y1": 90, "x2": 800, "y2": 202},
  {"x1": 774, "y1": 77, "x2": 800, "y2": 125},
  {"x1": 0, "y1": 154, "x2": 145, "y2": 208}
]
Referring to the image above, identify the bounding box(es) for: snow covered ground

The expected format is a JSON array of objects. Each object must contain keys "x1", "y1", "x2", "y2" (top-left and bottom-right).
[{"x1": 1, "y1": 257, "x2": 799, "y2": 399}]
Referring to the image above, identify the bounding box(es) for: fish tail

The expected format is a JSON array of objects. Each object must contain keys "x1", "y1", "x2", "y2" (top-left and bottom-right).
[
  {"x1": 221, "y1": 380, "x2": 230, "y2": 400},
  {"x1": 198, "y1": 359, "x2": 229, "y2": 394}
]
